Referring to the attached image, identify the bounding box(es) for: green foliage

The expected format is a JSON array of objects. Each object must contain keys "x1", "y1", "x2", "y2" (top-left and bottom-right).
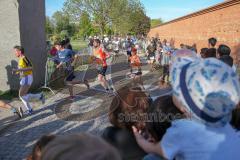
[
  {"x1": 71, "y1": 40, "x2": 88, "y2": 51},
  {"x1": 63, "y1": 0, "x2": 151, "y2": 36},
  {"x1": 60, "y1": 30, "x2": 69, "y2": 39},
  {"x1": 46, "y1": 0, "x2": 156, "y2": 38},
  {"x1": 45, "y1": 16, "x2": 55, "y2": 38},
  {"x1": 151, "y1": 18, "x2": 163, "y2": 28},
  {"x1": 78, "y1": 11, "x2": 93, "y2": 38},
  {"x1": 50, "y1": 34, "x2": 61, "y2": 43},
  {"x1": 51, "y1": 11, "x2": 76, "y2": 37}
]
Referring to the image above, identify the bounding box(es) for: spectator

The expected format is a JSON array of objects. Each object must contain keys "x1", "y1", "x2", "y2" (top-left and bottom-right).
[
  {"x1": 191, "y1": 43, "x2": 197, "y2": 53},
  {"x1": 200, "y1": 48, "x2": 208, "y2": 58},
  {"x1": 231, "y1": 106, "x2": 240, "y2": 130},
  {"x1": 161, "y1": 41, "x2": 172, "y2": 82},
  {"x1": 205, "y1": 48, "x2": 217, "y2": 58},
  {"x1": 49, "y1": 46, "x2": 57, "y2": 57},
  {"x1": 208, "y1": 37, "x2": 217, "y2": 48},
  {"x1": 180, "y1": 44, "x2": 185, "y2": 49},
  {"x1": 64, "y1": 38, "x2": 73, "y2": 50},
  {"x1": 103, "y1": 86, "x2": 151, "y2": 160},
  {"x1": 207, "y1": 37, "x2": 217, "y2": 57},
  {"x1": 133, "y1": 57, "x2": 240, "y2": 160},
  {"x1": 145, "y1": 95, "x2": 183, "y2": 142},
  {"x1": 217, "y1": 44, "x2": 233, "y2": 67},
  {"x1": 27, "y1": 135, "x2": 56, "y2": 160},
  {"x1": 41, "y1": 134, "x2": 121, "y2": 160},
  {"x1": 108, "y1": 86, "x2": 151, "y2": 131}
]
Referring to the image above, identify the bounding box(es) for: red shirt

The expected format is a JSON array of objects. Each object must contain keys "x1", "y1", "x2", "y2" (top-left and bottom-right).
[{"x1": 50, "y1": 47, "x2": 57, "y2": 56}]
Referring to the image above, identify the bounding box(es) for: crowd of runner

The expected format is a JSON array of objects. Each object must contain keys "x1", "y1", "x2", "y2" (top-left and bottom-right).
[{"x1": 0, "y1": 34, "x2": 240, "y2": 160}]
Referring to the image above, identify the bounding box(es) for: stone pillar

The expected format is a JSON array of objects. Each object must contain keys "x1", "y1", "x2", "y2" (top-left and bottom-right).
[{"x1": 0, "y1": 0, "x2": 47, "y2": 91}]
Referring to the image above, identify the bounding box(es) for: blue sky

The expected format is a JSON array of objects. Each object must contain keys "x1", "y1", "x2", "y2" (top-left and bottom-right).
[{"x1": 46, "y1": 0, "x2": 225, "y2": 22}]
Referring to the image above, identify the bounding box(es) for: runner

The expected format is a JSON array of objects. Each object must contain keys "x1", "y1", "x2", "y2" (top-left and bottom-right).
[
  {"x1": 112, "y1": 37, "x2": 120, "y2": 56},
  {"x1": 92, "y1": 39, "x2": 113, "y2": 91},
  {"x1": 146, "y1": 40, "x2": 156, "y2": 71},
  {"x1": 54, "y1": 41, "x2": 89, "y2": 99},
  {"x1": 12, "y1": 46, "x2": 45, "y2": 115},
  {"x1": 126, "y1": 38, "x2": 133, "y2": 63},
  {"x1": 129, "y1": 48, "x2": 143, "y2": 85},
  {"x1": 0, "y1": 100, "x2": 23, "y2": 118}
]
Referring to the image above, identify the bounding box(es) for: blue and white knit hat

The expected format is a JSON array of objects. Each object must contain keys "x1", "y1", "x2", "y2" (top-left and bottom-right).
[{"x1": 171, "y1": 57, "x2": 240, "y2": 127}]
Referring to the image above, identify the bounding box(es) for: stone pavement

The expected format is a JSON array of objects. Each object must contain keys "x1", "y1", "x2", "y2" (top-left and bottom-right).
[{"x1": 0, "y1": 53, "x2": 171, "y2": 160}]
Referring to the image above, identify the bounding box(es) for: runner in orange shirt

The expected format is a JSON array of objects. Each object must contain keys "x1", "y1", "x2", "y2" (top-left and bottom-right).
[
  {"x1": 129, "y1": 48, "x2": 142, "y2": 85},
  {"x1": 93, "y1": 39, "x2": 113, "y2": 91}
]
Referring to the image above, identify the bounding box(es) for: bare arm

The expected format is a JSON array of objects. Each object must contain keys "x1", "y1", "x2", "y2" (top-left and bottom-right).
[
  {"x1": 56, "y1": 62, "x2": 64, "y2": 69},
  {"x1": 13, "y1": 67, "x2": 32, "y2": 74}
]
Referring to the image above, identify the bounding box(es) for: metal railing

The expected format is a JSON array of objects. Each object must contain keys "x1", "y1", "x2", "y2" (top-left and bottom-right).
[{"x1": 41, "y1": 47, "x2": 91, "y2": 94}]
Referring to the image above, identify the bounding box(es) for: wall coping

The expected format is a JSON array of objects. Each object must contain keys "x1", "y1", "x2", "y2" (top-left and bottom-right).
[{"x1": 151, "y1": 0, "x2": 240, "y2": 29}]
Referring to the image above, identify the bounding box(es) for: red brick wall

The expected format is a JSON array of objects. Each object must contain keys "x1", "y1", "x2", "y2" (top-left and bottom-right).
[{"x1": 148, "y1": 0, "x2": 240, "y2": 63}]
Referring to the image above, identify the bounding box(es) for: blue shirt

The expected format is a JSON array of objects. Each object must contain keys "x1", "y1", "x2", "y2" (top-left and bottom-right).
[
  {"x1": 57, "y1": 49, "x2": 74, "y2": 63},
  {"x1": 161, "y1": 119, "x2": 240, "y2": 160}
]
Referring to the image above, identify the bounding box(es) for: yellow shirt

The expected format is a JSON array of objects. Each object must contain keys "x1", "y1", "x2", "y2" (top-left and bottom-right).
[{"x1": 18, "y1": 56, "x2": 33, "y2": 77}]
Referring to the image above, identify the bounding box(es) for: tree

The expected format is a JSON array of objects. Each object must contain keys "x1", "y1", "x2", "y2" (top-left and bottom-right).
[
  {"x1": 45, "y1": 16, "x2": 55, "y2": 37},
  {"x1": 151, "y1": 18, "x2": 163, "y2": 28},
  {"x1": 52, "y1": 11, "x2": 77, "y2": 37},
  {"x1": 62, "y1": 0, "x2": 150, "y2": 36},
  {"x1": 64, "y1": 0, "x2": 116, "y2": 36},
  {"x1": 127, "y1": 1, "x2": 151, "y2": 35},
  {"x1": 78, "y1": 11, "x2": 93, "y2": 38}
]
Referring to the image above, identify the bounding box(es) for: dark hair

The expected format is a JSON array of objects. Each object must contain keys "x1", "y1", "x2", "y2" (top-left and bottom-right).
[
  {"x1": 208, "y1": 37, "x2": 217, "y2": 47},
  {"x1": 180, "y1": 44, "x2": 184, "y2": 47},
  {"x1": 219, "y1": 55, "x2": 233, "y2": 67},
  {"x1": 65, "y1": 38, "x2": 70, "y2": 44},
  {"x1": 54, "y1": 41, "x2": 60, "y2": 46},
  {"x1": 54, "y1": 40, "x2": 65, "y2": 47},
  {"x1": 27, "y1": 135, "x2": 56, "y2": 160},
  {"x1": 94, "y1": 39, "x2": 101, "y2": 44},
  {"x1": 102, "y1": 127, "x2": 146, "y2": 160},
  {"x1": 14, "y1": 45, "x2": 24, "y2": 54},
  {"x1": 60, "y1": 40, "x2": 66, "y2": 47},
  {"x1": 231, "y1": 107, "x2": 240, "y2": 130},
  {"x1": 146, "y1": 95, "x2": 183, "y2": 141},
  {"x1": 108, "y1": 86, "x2": 151, "y2": 131},
  {"x1": 217, "y1": 44, "x2": 231, "y2": 57},
  {"x1": 200, "y1": 48, "x2": 208, "y2": 58},
  {"x1": 205, "y1": 48, "x2": 217, "y2": 58}
]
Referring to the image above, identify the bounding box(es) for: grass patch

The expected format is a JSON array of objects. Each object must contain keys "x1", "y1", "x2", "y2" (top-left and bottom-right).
[{"x1": 71, "y1": 39, "x2": 88, "y2": 52}]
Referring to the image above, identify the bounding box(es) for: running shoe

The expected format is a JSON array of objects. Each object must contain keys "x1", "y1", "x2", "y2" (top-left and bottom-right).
[
  {"x1": 40, "y1": 93, "x2": 45, "y2": 104},
  {"x1": 26, "y1": 109, "x2": 33, "y2": 115},
  {"x1": 16, "y1": 107, "x2": 23, "y2": 118},
  {"x1": 11, "y1": 107, "x2": 22, "y2": 118}
]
